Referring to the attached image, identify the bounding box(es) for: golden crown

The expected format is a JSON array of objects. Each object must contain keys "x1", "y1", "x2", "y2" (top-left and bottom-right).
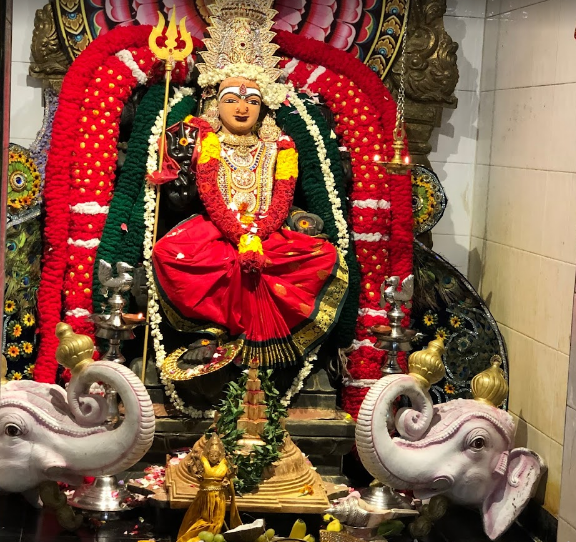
[{"x1": 197, "y1": 0, "x2": 283, "y2": 95}]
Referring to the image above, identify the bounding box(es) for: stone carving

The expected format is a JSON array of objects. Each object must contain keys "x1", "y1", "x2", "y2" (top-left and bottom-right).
[
  {"x1": 29, "y1": 3, "x2": 70, "y2": 92},
  {"x1": 0, "y1": 323, "x2": 154, "y2": 496},
  {"x1": 355, "y1": 343, "x2": 545, "y2": 541},
  {"x1": 385, "y1": 0, "x2": 459, "y2": 167}
]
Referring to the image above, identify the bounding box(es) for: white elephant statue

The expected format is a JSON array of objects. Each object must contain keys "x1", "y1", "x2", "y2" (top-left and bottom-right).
[
  {"x1": 356, "y1": 338, "x2": 545, "y2": 541},
  {"x1": 0, "y1": 323, "x2": 154, "y2": 496}
]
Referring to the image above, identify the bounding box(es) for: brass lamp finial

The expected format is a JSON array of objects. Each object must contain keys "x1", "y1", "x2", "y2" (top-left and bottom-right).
[
  {"x1": 408, "y1": 337, "x2": 446, "y2": 390},
  {"x1": 471, "y1": 355, "x2": 508, "y2": 407},
  {"x1": 55, "y1": 322, "x2": 95, "y2": 374}
]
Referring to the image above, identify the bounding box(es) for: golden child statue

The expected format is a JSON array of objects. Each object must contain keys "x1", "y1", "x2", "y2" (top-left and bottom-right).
[{"x1": 177, "y1": 433, "x2": 241, "y2": 542}]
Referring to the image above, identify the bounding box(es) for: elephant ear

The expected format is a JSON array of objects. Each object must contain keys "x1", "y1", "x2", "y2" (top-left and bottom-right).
[{"x1": 482, "y1": 448, "x2": 546, "y2": 540}]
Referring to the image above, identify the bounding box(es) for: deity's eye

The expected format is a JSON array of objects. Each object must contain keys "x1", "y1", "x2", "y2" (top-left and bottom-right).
[{"x1": 5, "y1": 423, "x2": 23, "y2": 437}]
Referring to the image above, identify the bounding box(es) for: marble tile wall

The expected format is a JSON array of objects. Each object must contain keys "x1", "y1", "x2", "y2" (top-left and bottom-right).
[
  {"x1": 429, "y1": 0, "x2": 485, "y2": 275},
  {"x1": 468, "y1": 0, "x2": 576, "y2": 527},
  {"x1": 9, "y1": 0, "x2": 46, "y2": 147}
]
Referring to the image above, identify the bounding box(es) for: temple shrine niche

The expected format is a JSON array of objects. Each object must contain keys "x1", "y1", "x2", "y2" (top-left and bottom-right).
[{"x1": 0, "y1": 1, "x2": 542, "y2": 541}]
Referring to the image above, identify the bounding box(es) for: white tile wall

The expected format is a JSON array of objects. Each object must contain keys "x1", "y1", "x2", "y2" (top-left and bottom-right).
[
  {"x1": 431, "y1": 234, "x2": 471, "y2": 275},
  {"x1": 495, "y1": 1, "x2": 558, "y2": 89},
  {"x1": 443, "y1": 15, "x2": 485, "y2": 92},
  {"x1": 446, "y1": 0, "x2": 487, "y2": 18},
  {"x1": 9, "y1": 0, "x2": 47, "y2": 143},
  {"x1": 487, "y1": 0, "x2": 548, "y2": 17},
  {"x1": 430, "y1": 161, "x2": 473, "y2": 238},
  {"x1": 429, "y1": 2, "x2": 486, "y2": 275}
]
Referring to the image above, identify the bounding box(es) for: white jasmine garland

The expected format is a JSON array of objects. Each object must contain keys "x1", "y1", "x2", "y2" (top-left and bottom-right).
[
  {"x1": 280, "y1": 348, "x2": 318, "y2": 407},
  {"x1": 287, "y1": 91, "x2": 350, "y2": 257},
  {"x1": 143, "y1": 87, "x2": 207, "y2": 419}
]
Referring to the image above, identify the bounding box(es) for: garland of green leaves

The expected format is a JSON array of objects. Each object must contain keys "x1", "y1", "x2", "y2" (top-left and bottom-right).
[
  {"x1": 209, "y1": 369, "x2": 287, "y2": 495},
  {"x1": 277, "y1": 95, "x2": 360, "y2": 346},
  {"x1": 93, "y1": 85, "x2": 196, "y2": 308}
]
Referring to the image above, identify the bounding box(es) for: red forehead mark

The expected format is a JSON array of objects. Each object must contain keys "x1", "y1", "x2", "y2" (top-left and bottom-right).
[{"x1": 240, "y1": 83, "x2": 247, "y2": 95}]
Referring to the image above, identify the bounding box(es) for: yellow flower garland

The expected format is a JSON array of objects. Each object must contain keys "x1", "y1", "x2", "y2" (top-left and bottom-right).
[
  {"x1": 198, "y1": 132, "x2": 221, "y2": 164},
  {"x1": 276, "y1": 147, "x2": 298, "y2": 181}
]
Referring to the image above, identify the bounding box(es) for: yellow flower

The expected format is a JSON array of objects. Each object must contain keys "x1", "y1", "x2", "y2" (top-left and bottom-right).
[
  {"x1": 22, "y1": 313, "x2": 35, "y2": 327},
  {"x1": 444, "y1": 383, "x2": 455, "y2": 394},
  {"x1": 276, "y1": 148, "x2": 298, "y2": 180},
  {"x1": 238, "y1": 234, "x2": 263, "y2": 255},
  {"x1": 450, "y1": 316, "x2": 461, "y2": 328},
  {"x1": 25, "y1": 363, "x2": 35, "y2": 376},
  {"x1": 22, "y1": 342, "x2": 33, "y2": 355},
  {"x1": 7, "y1": 345, "x2": 20, "y2": 358},
  {"x1": 11, "y1": 324, "x2": 22, "y2": 338},
  {"x1": 435, "y1": 328, "x2": 448, "y2": 340},
  {"x1": 423, "y1": 314, "x2": 435, "y2": 326},
  {"x1": 198, "y1": 132, "x2": 221, "y2": 164},
  {"x1": 11, "y1": 372, "x2": 22, "y2": 381},
  {"x1": 4, "y1": 300, "x2": 16, "y2": 314}
]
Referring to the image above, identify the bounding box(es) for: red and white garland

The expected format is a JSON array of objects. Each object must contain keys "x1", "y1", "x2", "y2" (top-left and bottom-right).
[
  {"x1": 278, "y1": 32, "x2": 413, "y2": 419},
  {"x1": 35, "y1": 25, "x2": 196, "y2": 383}
]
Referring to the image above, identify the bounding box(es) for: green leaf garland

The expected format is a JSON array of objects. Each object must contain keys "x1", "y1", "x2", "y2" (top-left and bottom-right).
[
  {"x1": 93, "y1": 85, "x2": 196, "y2": 309},
  {"x1": 209, "y1": 369, "x2": 287, "y2": 495}
]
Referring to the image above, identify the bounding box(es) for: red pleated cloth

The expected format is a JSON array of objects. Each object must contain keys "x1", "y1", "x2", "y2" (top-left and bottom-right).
[{"x1": 152, "y1": 215, "x2": 349, "y2": 367}]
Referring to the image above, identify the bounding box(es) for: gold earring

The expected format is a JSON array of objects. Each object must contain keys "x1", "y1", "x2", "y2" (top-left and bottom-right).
[
  {"x1": 258, "y1": 113, "x2": 281, "y2": 142},
  {"x1": 200, "y1": 98, "x2": 221, "y2": 132}
]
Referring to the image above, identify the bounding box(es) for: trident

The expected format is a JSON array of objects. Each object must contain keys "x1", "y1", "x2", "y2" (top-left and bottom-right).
[{"x1": 141, "y1": 12, "x2": 193, "y2": 384}]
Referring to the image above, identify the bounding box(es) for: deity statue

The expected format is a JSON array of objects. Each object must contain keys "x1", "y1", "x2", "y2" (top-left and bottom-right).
[
  {"x1": 150, "y1": 1, "x2": 349, "y2": 373},
  {"x1": 177, "y1": 433, "x2": 240, "y2": 542}
]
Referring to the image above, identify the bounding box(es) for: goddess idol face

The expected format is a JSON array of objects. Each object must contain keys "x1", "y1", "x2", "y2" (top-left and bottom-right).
[{"x1": 217, "y1": 77, "x2": 262, "y2": 136}]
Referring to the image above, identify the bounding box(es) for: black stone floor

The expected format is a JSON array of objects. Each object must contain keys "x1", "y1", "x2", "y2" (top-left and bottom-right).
[{"x1": 0, "y1": 493, "x2": 538, "y2": 542}]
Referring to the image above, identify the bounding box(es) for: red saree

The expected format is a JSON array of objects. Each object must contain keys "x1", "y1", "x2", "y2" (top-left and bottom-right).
[{"x1": 152, "y1": 214, "x2": 348, "y2": 367}]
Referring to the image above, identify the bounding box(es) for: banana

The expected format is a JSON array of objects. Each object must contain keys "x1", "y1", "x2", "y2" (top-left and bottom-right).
[
  {"x1": 289, "y1": 519, "x2": 307, "y2": 539},
  {"x1": 326, "y1": 519, "x2": 342, "y2": 533},
  {"x1": 303, "y1": 535, "x2": 315, "y2": 542}
]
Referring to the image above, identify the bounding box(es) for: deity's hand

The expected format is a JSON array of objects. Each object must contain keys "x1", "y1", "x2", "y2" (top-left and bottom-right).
[{"x1": 237, "y1": 234, "x2": 266, "y2": 274}]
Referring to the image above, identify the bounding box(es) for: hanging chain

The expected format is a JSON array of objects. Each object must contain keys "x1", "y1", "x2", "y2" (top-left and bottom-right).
[{"x1": 394, "y1": 24, "x2": 408, "y2": 141}]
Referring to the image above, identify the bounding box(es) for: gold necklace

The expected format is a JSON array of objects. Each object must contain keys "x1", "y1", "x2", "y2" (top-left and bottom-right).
[{"x1": 219, "y1": 132, "x2": 260, "y2": 163}]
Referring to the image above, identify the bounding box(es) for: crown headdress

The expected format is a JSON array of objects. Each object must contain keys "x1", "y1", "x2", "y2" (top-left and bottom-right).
[{"x1": 196, "y1": 0, "x2": 288, "y2": 109}]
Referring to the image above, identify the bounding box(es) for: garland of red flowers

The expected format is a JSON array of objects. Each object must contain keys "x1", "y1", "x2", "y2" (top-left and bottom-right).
[
  {"x1": 35, "y1": 25, "x2": 197, "y2": 383},
  {"x1": 277, "y1": 33, "x2": 413, "y2": 419}
]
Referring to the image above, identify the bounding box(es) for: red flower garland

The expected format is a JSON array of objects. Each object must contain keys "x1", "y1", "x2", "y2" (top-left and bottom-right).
[
  {"x1": 277, "y1": 33, "x2": 413, "y2": 418},
  {"x1": 35, "y1": 25, "x2": 197, "y2": 383}
]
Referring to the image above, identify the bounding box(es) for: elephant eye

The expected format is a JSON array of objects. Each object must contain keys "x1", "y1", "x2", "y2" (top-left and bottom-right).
[
  {"x1": 5, "y1": 423, "x2": 23, "y2": 437},
  {"x1": 470, "y1": 437, "x2": 485, "y2": 450}
]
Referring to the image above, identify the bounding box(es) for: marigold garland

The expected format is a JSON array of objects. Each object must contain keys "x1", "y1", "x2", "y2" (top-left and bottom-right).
[{"x1": 35, "y1": 25, "x2": 195, "y2": 383}]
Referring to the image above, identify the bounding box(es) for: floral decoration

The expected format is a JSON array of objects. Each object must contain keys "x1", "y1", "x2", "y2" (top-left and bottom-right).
[
  {"x1": 278, "y1": 32, "x2": 413, "y2": 418},
  {"x1": 35, "y1": 24, "x2": 195, "y2": 384}
]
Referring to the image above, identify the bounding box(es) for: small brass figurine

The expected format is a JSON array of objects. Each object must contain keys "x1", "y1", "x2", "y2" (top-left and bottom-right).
[{"x1": 177, "y1": 434, "x2": 241, "y2": 542}]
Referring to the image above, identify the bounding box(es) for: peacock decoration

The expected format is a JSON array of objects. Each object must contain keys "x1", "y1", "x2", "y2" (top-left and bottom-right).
[
  {"x1": 409, "y1": 166, "x2": 509, "y2": 407},
  {"x1": 3, "y1": 144, "x2": 44, "y2": 381}
]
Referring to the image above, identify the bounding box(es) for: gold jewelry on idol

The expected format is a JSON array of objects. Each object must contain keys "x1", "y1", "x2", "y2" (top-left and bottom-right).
[
  {"x1": 258, "y1": 113, "x2": 281, "y2": 142},
  {"x1": 200, "y1": 98, "x2": 222, "y2": 132}
]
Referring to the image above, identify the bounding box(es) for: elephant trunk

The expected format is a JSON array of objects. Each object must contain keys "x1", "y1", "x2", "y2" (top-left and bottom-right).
[
  {"x1": 65, "y1": 361, "x2": 154, "y2": 476},
  {"x1": 356, "y1": 374, "x2": 436, "y2": 489}
]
